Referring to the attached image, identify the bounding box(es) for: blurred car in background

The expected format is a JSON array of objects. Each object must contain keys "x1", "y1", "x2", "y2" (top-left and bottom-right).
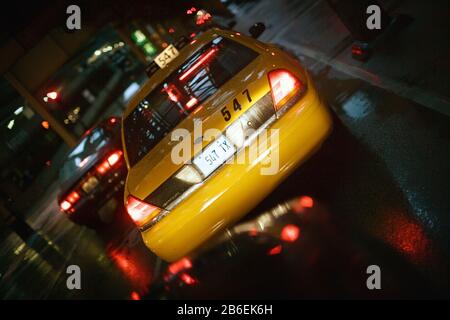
[{"x1": 57, "y1": 116, "x2": 126, "y2": 228}]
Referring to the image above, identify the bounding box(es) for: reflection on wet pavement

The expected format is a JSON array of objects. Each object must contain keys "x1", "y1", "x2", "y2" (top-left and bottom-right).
[
  {"x1": 0, "y1": 196, "x2": 156, "y2": 299},
  {"x1": 160, "y1": 196, "x2": 445, "y2": 299}
]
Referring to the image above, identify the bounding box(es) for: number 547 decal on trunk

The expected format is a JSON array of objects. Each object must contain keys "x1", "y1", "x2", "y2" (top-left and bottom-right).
[{"x1": 221, "y1": 89, "x2": 252, "y2": 121}]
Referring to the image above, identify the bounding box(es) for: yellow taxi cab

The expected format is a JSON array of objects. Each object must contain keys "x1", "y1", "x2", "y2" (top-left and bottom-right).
[{"x1": 121, "y1": 27, "x2": 332, "y2": 261}]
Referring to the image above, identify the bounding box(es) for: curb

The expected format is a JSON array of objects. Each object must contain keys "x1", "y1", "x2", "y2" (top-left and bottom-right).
[{"x1": 276, "y1": 39, "x2": 450, "y2": 118}]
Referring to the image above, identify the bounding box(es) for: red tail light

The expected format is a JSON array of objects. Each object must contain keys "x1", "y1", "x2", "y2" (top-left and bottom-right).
[
  {"x1": 96, "y1": 161, "x2": 110, "y2": 175},
  {"x1": 96, "y1": 150, "x2": 123, "y2": 175},
  {"x1": 268, "y1": 69, "x2": 303, "y2": 110},
  {"x1": 126, "y1": 195, "x2": 161, "y2": 227},
  {"x1": 108, "y1": 117, "x2": 118, "y2": 125},
  {"x1": 352, "y1": 46, "x2": 363, "y2": 56},
  {"x1": 60, "y1": 191, "x2": 80, "y2": 212},
  {"x1": 60, "y1": 200, "x2": 71, "y2": 211},
  {"x1": 185, "y1": 97, "x2": 198, "y2": 109},
  {"x1": 107, "y1": 150, "x2": 122, "y2": 166}
]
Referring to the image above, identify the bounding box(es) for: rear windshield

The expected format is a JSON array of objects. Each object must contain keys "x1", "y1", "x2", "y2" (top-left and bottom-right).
[
  {"x1": 123, "y1": 36, "x2": 258, "y2": 167},
  {"x1": 59, "y1": 127, "x2": 108, "y2": 182}
]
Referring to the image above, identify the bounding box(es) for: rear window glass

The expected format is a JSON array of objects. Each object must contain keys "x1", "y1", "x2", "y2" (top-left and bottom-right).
[
  {"x1": 59, "y1": 127, "x2": 108, "y2": 182},
  {"x1": 124, "y1": 36, "x2": 258, "y2": 167}
]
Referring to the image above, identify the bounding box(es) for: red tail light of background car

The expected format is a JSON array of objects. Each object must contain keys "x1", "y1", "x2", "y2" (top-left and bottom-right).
[
  {"x1": 96, "y1": 150, "x2": 123, "y2": 175},
  {"x1": 60, "y1": 150, "x2": 123, "y2": 212},
  {"x1": 59, "y1": 190, "x2": 80, "y2": 212}
]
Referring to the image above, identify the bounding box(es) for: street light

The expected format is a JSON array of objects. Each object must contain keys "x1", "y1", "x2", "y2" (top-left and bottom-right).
[
  {"x1": 41, "y1": 120, "x2": 50, "y2": 129},
  {"x1": 14, "y1": 106, "x2": 24, "y2": 115}
]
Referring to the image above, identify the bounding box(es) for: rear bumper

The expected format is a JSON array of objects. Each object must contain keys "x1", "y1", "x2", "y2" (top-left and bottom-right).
[
  {"x1": 141, "y1": 83, "x2": 333, "y2": 261},
  {"x1": 67, "y1": 170, "x2": 126, "y2": 226}
]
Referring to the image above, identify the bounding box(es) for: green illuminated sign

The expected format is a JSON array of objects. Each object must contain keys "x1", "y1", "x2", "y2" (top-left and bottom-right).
[
  {"x1": 131, "y1": 30, "x2": 147, "y2": 45},
  {"x1": 131, "y1": 29, "x2": 157, "y2": 57},
  {"x1": 143, "y1": 43, "x2": 157, "y2": 56}
]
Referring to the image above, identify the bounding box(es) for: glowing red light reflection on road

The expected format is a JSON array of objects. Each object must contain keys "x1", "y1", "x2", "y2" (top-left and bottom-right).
[
  {"x1": 130, "y1": 291, "x2": 141, "y2": 300},
  {"x1": 381, "y1": 210, "x2": 431, "y2": 264},
  {"x1": 300, "y1": 196, "x2": 314, "y2": 208},
  {"x1": 293, "y1": 195, "x2": 314, "y2": 213},
  {"x1": 268, "y1": 245, "x2": 282, "y2": 256},
  {"x1": 180, "y1": 273, "x2": 197, "y2": 285},
  {"x1": 168, "y1": 257, "x2": 192, "y2": 275},
  {"x1": 281, "y1": 225, "x2": 300, "y2": 242},
  {"x1": 108, "y1": 248, "x2": 152, "y2": 294}
]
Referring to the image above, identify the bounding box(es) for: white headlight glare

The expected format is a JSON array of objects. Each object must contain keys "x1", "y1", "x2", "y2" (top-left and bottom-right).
[
  {"x1": 225, "y1": 119, "x2": 245, "y2": 149},
  {"x1": 175, "y1": 165, "x2": 203, "y2": 184}
]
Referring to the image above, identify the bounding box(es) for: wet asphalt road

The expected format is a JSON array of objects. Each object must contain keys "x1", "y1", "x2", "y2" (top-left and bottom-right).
[
  {"x1": 1, "y1": 0, "x2": 449, "y2": 299},
  {"x1": 249, "y1": 69, "x2": 450, "y2": 293}
]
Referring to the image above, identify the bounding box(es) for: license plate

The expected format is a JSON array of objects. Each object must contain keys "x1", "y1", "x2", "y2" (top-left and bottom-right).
[
  {"x1": 81, "y1": 176, "x2": 99, "y2": 193},
  {"x1": 193, "y1": 135, "x2": 236, "y2": 177},
  {"x1": 154, "y1": 44, "x2": 179, "y2": 69}
]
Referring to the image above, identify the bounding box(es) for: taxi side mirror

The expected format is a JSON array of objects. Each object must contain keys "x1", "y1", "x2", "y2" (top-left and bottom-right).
[{"x1": 249, "y1": 22, "x2": 265, "y2": 39}]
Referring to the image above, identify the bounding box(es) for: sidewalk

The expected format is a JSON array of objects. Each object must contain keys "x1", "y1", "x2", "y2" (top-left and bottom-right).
[
  {"x1": 233, "y1": 0, "x2": 450, "y2": 117},
  {"x1": 11, "y1": 143, "x2": 69, "y2": 214}
]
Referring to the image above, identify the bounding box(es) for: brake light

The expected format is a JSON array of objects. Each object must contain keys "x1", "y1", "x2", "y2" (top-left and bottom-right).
[
  {"x1": 185, "y1": 97, "x2": 198, "y2": 109},
  {"x1": 352, "y1": 46, "x2": 363, "y2": 56},
  {"x1": 96, "y1": 161, "x2": 110, "y2": 175},
  {"x1": 96, "y1": 150, "x2": 123, "y2": 174},
  {"x1": 60, "y1": 200, "x2": 71, "y2": 211},
  {"x1": 268, "y1": 69, "x2": 302, "y2": 109},
  {"x1": 60, "y1": 191, "x2": 80, "y2": 212},
  {"x1": 67, "y1": 191, "x2": 80, "y2": 203},
  {"x1": 179, "y1": 47, "x2": 218, "y2": 81},
  {"x1": 126, "y1": 195, "x2": 161, "y2": 227},
  {"x1": 107, "y1": 151, "x2": 122, "y2": 166},
  {"x1": 109, "y1": 117, "x2": 117, "y2": 125}
]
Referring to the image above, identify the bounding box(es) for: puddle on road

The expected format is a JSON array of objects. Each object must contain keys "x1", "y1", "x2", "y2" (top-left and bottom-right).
[{"x1": 341, "y1": 90, "x2": 374, "y2": 119}]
